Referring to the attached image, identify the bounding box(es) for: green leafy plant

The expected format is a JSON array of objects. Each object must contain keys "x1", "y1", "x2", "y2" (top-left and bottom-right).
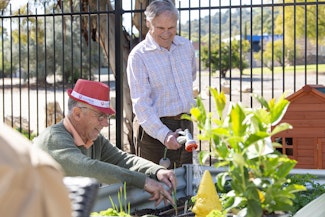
[
  {"x1": 184, "y1": 88, "x2": 306, "y2": 217},
  {"x1": 91, "y1": 182, "x2": 131, "y2": 217},
  {"x1": 16, "y1": 127, "x2": 36, "y2": 141},
  {"x1": 289, "y1": 174, "x2": 325, "y2": 214}
]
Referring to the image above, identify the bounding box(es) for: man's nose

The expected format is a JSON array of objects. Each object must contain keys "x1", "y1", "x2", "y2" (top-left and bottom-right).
[{"x1": 161, "y1": 30, "x2": 172, "y2": 37}]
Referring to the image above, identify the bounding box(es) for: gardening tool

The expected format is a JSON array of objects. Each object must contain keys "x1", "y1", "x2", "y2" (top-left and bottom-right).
[
  {"x1": 159, "y1": 129, "x2": 198, "y2": 168},
  {"x1": 177, "y1": 129, "x2": 198, "y2": 152}
]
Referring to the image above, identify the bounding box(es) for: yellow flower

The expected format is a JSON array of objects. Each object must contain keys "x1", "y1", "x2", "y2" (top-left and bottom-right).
[{"x1": 258, "y1": 189, "x2": 265, "y2": 203}]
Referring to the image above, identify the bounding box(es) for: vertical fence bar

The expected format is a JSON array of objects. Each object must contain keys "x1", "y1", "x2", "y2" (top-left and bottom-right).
[
  {"x1": 239, "y1": 0, "x2": 243, "y2": 102},
  {"x1": 44, "y1": 4, "x2": 48, "y2": 129},
  {"x1": 87, "y1": 4, "x2": 92, "y2": 79},
  {"x1": 105, "y1": 3, "x2": 112, "y2": 141},
  {"x1": 282, "y1": 1, "x2": 286, "y2": 93},
  {"x1": 229, "y1": 1, "x2": 232, "y2": 101},
  {"x1": 18, "y1": 9, "x2": 22, "y2": 133},
  {"x1": 315, "y1": 0, "x2": 319, "y2": 84},
  {"x1": 35, "y1": 7, "x2": 40, "y2": 135},
  {"x1": 115, "y1": 0, "x2": 123, "y2": 149},
  {"x1": 271, "y1": 0, "x2": 275, "y2": 99},
  {"x1": 293, "y1": 0, "x2": 297, "y2": 92},
  {"x1": 249, "y1": 0, "x2": 253, "y2": 107},
  {"x1": 260, "y1": 2, "x2": 264, "y2": 98},
  {"x1": 27, "y1": 5, "x2": 31, "y2": 139},
  {"x1": 9, "y1": 5, "x2": 13, "y2": 128},
  {"x1": 52, "y1": 5, "x2": 57, "y2": 127},
  {"x1": 96, "y1": 0, "x2": 101, "y2": 81},
  {"x1": 79, "y1": 3, "x2": 83, "y2": 79},
  {"x1": 1, "y1": 9, "x2": 4, "y2": 123},
  {"x1": 56, "y1": 2, "x2": 63, "y2": 123},
  {"x1": 304, "y1": 0, "x2": 307, "y2": 85}
]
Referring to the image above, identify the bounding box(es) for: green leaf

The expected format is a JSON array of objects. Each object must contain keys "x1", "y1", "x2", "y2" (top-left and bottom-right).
[
  {"x1": 246, "y1": 199, "x2": 263, "y2": 217},
  {"x1": 253, "y1": 93, "x2": 270, "y2": 110},
  {"x1": 285, "y1": 184, "x2": 307, "y2": 193},
  {"x1": 244, "y1": 132, "x2": 268, "y2": 147},
  {"x1": 190, "y1": 96, "x2": 207, "y2": 128},
  {"x1": 269, "y1": 94, "x2": 290, "y2": 126},
  {"x1": 229, "y1": 104, "x2": 246, "y2": 137},
  {"x1": 275, "y1": 157, "x2": 297, "y2": 178},
  {"x1": 210, "y1": 87, "x2": 226, "y2": 119},
  {"x1": 216, "y1": 172, "x2": 228, "y2": 192},
  {"x1": 271, "y1": 122, "x2": 292, "y2": 136}
]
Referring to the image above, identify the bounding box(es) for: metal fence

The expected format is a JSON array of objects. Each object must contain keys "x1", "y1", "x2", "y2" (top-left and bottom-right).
[{"x1": 1, "y1": 0, "x2": 325, "y2": 150}]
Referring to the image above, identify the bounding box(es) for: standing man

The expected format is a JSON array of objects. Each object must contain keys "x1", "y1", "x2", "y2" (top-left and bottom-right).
[
  {"x1": 127, "y1": 0, "x2": 197, "y2": 169},
  {"x1": 34, "y1": 79, "x2": 176, "y2": 207}
]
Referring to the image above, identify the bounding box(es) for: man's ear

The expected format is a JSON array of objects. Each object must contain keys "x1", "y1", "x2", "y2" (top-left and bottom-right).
[
  {"x1": 72, "y1": 107, "x2": 82, "y2": 120},
  {"x1": 146, "y1": 20, "x2": 150, "y2": 28}
]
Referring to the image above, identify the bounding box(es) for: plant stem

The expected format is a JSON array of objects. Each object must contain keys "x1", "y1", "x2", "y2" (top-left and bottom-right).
[{"x1": 163, "y1": 147, "x2": 168, "y2": 159}]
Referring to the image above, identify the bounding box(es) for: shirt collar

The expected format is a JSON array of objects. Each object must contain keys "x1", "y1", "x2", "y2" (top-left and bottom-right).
[{"x1": 63, "y1": 117, "x2": 94, "y2": 149}]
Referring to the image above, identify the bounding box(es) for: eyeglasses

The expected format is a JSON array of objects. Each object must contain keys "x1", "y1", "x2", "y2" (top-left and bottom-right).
[{"x1": 78, "y1": 106, "x2": 113, "y2": 122}]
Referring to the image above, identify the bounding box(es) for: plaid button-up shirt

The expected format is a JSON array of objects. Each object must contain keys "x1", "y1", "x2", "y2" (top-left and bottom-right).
[{"x1": 127, "y1": 33, "x2": 197, "y2": 143}]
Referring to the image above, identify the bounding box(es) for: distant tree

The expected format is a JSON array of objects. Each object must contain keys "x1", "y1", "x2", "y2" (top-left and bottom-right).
[
  {"x1": 254, "y1": 40, "x2": 284, "y2": 70},
  {"x1": 252, "y1": 7, "x2": 277, "y2": 35},
  {"x1": 0, "y1": 0, "x2": 9, "y2": 9},
  {"x1": 2, "y1": 3, "x2": 102, "y2": 84},
  {"x1": 201, "y1": 39, "x2": 249, "y2": 77},
  {"x1": 275, "y1": 0, "x2": 325, "y2": 45},
  {"x1": 254, "y1": 38, "x2": 304, "y2": 69}
]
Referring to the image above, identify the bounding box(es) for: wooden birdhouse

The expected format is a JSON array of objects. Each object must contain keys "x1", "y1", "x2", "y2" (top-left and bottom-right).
[{"x1": 273, "y1": 84, "x2": 325, "y2": 169}]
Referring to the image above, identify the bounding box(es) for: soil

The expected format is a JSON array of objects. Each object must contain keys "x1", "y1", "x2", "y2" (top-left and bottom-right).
[{"x1": 131, "y1": 196, "x2": 194, "y2": 217}]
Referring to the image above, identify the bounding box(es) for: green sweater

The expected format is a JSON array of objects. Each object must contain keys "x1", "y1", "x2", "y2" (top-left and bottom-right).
[{"x1": 33, "y1": 121, "x2": 164, "y2": 189}]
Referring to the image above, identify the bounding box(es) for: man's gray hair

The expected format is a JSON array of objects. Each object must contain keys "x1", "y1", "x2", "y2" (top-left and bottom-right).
[
  {"x1": 145, "y1": 0, "x2": 178, "y2": 23},
  {"x1": 67, "y1": 98, "x2": 84, "y2": 115}
]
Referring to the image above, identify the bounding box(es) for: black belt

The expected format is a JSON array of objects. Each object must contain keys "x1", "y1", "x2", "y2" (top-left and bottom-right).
[{"x1": 162, "y1": 113, "x2": 190, "y2": 120}]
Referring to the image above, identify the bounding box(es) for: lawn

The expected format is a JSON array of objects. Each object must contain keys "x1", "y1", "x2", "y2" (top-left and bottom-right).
[{"x1": 244, "y1": 64, "x2": 325, "y2": 75}]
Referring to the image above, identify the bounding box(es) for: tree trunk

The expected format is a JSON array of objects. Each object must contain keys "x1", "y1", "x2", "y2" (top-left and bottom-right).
[
  {"x1": 80, "y1": 0, "x2": 135, "y2": 152},
  {"x1": 133, "y1": 0, "x2": 149, "y2": 39}
]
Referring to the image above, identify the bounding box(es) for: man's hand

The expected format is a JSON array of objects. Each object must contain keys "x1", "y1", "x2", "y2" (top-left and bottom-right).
[
  {"x1": 164, "y1": 130, "x2": 182, "y2": 150},
  {"x1": 156, "y1": 169, "x2": 177, "y2": 192},
  {"x1": 144, "y1": 177, "x2": 175, "y2": 207}
]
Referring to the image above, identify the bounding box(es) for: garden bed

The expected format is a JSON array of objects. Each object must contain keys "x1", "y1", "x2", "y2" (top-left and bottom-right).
[
  {"x1": 92, "y1": 166, "x2": 325, "y2": 216},
  {"x1": 131, "y1": 196, "x2": 194, "y2": 217}
]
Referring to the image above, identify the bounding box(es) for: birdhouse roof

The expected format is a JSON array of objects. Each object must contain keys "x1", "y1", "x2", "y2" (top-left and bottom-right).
[{"x1": 286, "y1": 84, "x2": 325, "y2": 103}]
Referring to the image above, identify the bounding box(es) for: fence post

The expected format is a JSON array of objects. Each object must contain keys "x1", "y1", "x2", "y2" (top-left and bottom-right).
[{"x1": 115, "y1": 0, "x2": 123, "y2": 149}]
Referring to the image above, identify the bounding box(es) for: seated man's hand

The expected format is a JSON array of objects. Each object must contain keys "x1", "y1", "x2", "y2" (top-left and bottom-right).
[
  {"x1": 144, "y1": 177, "x2": 175, "y2": 207},
  {"x1": 156, "y1": 169, "x2": 177, "y2": 192}
]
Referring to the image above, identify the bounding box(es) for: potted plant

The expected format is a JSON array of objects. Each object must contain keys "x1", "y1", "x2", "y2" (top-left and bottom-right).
[{"x1": 184, "y1": 88, "x2": 306, "y2": 217}]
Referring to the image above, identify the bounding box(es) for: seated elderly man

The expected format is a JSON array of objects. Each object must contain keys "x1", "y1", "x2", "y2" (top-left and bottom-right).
[{"x1": 34, "y1": 79, "x2": 176, "y2": 206}]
